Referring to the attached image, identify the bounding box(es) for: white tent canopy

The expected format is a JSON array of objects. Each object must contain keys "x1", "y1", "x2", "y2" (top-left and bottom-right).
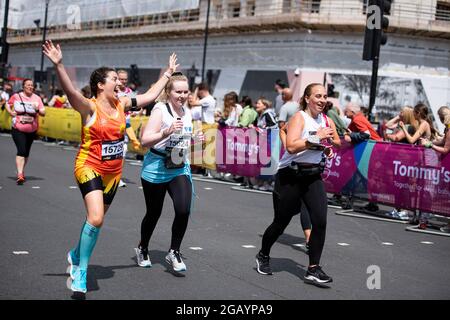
[{"x1": 0, "y1": 0, "x2": 200, "y2": 30}]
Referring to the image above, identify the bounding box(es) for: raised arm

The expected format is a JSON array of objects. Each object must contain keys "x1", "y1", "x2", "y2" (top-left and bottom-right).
[
  {"x1": 42, "y1": 40, "x2": 93, "y2": 116},
  {"x1": 121, "y1": 53, "x2": 179, "y2": 111}
]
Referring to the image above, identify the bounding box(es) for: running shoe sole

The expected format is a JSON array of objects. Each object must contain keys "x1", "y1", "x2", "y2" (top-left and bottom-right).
[
  {"x1": 67, "y1": 251, "x2": 78, "y2": 280},
  {"x1": 304, "y1": 275, "x2": 333, "y2": 284},
  {"x1": 255, "y1": 258, "x2": 272, "y2": 275},
  {"x1": 71, "y1": 283, "x2": 87, "y2": 293},
  {"x1": 134, "y1": 248, "x2": 152, "y2": 268},
  {"x1": 165, "y1": 256, "x2": 186, "y2": 272}
]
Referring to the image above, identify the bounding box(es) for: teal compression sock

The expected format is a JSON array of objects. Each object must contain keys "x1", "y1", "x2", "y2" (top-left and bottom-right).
[{"x1": 77, "y1": 220, "x2": 100, "y2": 271}]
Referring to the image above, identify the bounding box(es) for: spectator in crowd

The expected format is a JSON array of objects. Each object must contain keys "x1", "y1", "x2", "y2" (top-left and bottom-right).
[
  {"x1": 278, "y1": 88, "x2": 299, "y2": 129},
  {"x1": 1, "y1": 82, "x2": 13, "y2": 110},
  {"x1": 197, "y1": 82, "x2": 216, "y2": 124},
  {"x1": 238, "y1": 96, "x2": 258, "y2": 128},
  {"x1": 253, "y1": 98, "x2": 277, "y2": 130},
  {"x1": 343, "y1": 102, "x2": 382, "y2": 143},
  {"x1": 343, "y1": 102, "x2": 382, "y2": 212},
  {"x1": 48, "y1": 89, "x2": 69, "y2": 108},
  {"x1": 188, "y1": 87, "x2": 202, "y2": 123},
  {"x1": 384, "y1": 106, "x2": 418, "y2": 143},
  {"x1": 384, "y1": 106, "x2": 419, "y2": 221},
  {"x1": 249, "y1": 98, "x2": 277, "y2": 191},
  {"x1": 420, "y1": 106, "x2": 450, "y2": 233},
  {"x1": 324, "y1": 101, "x2": 347, "y2": 137},
  {"x1": 273, "y1": 79, "x2": 287, "y2": 117},
  {"x1": 5, "y1": 78, "x2": 46, "y2": 184},
  {"x1": 399, "y1": 103, "x2": 438, "y2": 145},
  {"x1": 116, "y1": 69, "x2": 141, "y2": 188},
  {"x1": 218, "y1": 91, "x2": 242, "y2": 127},
  {"x1": 398, "y1": 103, "x2": 439, "y2": 228}
]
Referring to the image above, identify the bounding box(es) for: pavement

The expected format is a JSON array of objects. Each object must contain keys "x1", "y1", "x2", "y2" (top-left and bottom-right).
[{"x1": 1, "y1": 133, "x2": 449, "y2": 300}]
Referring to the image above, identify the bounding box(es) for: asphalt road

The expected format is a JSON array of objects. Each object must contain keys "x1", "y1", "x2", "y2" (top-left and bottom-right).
[{"x1": 1, "y1": 134, "x2": 449, "y2": 300}]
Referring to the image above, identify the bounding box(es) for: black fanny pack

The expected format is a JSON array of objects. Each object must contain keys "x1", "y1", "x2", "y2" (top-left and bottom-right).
[
  {"x1": 288, "y1": 156, "x2": 326, "y2": 177},
  {"x1": 150, "y1": 148, "x2": 185, "y2": 169}
]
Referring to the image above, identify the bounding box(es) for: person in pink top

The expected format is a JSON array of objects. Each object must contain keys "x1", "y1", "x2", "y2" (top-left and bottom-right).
[{"x1": 5, "y1": 79, "x2": 46, "y2": 184}]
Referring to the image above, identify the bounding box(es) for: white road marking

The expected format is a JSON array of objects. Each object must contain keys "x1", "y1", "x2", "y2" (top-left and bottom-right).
[
  {"x1": 69, "y1": 186, "x2": 78, "y2": 189},
  {"x1": 421, "y1": 241, "x2": 434, "y2": 245},
  {"x1": 189, "y1": 247, "x2": 203, "y2": 251},
  {"x1": 292, "y1": 244, "x2": 305, "y2": 247},
  {"x1": 129, "y1": 162, "x2": 142, "y2": 167},
  {"x1": 382, "y1": 242, "x2": 394, "y2": 246},
  {"x1": 32, "y1": 186, "x2": 40, "y2": 189},
  {"x1": 13, "y1": 251, "x2": 29, "y2": 255},
  {"x1": 204, "y1": 187, "x2": 213, "y2": 190},
  {"x1": 242, "y1": 245, "x2": 256, "y2": 248},
  {"x1": 337, "y1": 243, "x2": 350, "y2": 246},
  {"x1": 138, "y1": 186, "x2": 143, "y2": 189}
]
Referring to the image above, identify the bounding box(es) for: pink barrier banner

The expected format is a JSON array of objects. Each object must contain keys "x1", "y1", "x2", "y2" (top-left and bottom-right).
[
  {"x1": 323, "y1": 140, "x2": 450, "y2": 216},
  {"x1": 213, "y1": 128, "x2": 450, "y2": 216},
  {"x1": 215, "y1": 127, "x2": 278, "y2": 177}
]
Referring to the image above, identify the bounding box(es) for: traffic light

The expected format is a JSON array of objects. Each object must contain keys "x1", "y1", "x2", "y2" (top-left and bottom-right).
[{"x1": 363, "y1": 0, "x2": 391, "y2": 61}]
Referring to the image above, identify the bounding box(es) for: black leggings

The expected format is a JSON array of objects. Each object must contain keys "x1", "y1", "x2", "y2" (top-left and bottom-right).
[
  {"x1": 11, "y1": 128, "x2": 36, "y2": 157},
  {"x1": 261, "y1": 167, "x2": 328, "y2": 266},
  {"x1": 140, "y1": 175, "x2": 192, "y2": 251}
]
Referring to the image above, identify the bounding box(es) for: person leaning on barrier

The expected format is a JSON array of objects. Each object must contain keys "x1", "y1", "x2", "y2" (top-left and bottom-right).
[
  {"x1": 43, "y1": 39, "x2": 177, "y2": 294},
  {"x1": 255, "y1": 83, "x2": 341, "y2": 286},
  {"x1": 399, "y1": 103, "x2": 438, "y2": 145},
  {"x1": 343, "y1": 102, "x2": 382, "y2": 143},
  {"x1": 384, "y1": 106, "x2": 418, "y2": 143}
]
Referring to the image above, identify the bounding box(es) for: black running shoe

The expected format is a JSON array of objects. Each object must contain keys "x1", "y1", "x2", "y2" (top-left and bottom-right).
[
  {"x1": 304, "y1": 266, "x2": 333, "y2": 284},
  {"x1": 255, "y1": 252, "x2": 273, "y2": 275}
]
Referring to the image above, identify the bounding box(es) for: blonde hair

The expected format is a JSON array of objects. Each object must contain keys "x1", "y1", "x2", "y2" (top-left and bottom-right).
[
  {"x1": 157, "y1": 74, "x2": 188, "y2": 103},
  {"x1": 400, "y1": 106, "x2": 418, "y2": 130},
  {"x1": 257, "y1": 98, "x2": 272, "y2": 109}
]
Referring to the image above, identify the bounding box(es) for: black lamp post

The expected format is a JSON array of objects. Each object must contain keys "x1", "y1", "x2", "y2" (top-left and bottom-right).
[
  {"x1": 201, "y1": 0, "x2": 211, "y2": 83},
  {"x1": 0, "y1": 0, "x2": 10, "y2": 80},
  {"x1": 34, "y1": 0, "x2": 50, "y2": 85}
]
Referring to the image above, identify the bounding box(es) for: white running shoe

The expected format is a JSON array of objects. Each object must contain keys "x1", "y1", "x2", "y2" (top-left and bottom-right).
[
  {"x1": 119, "y1": 179, "x2": 127, "y2": 187},
  {"x1": 165, "y1": 249, "x2": 186, "y2": 272},
  {"x1": 134, "y1": 247, "x2": 152, "y2": 267},
  {"x1": 67, "y1": 250, "x2": 79, "y2": 280}
]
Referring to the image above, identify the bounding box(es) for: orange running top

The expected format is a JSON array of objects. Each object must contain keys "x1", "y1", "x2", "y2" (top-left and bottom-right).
[{"x1": 74, "y1": 98, "x2": 126, "y2": 174}]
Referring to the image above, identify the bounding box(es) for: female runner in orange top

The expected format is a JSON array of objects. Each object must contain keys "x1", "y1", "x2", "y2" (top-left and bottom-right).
[{"x1": 43, "y1": 40, "x2": 179, "y2": 294}]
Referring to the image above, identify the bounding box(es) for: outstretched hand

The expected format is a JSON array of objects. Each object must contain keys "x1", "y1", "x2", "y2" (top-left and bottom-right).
[
  {"x1": 168, "y1": 53, "x2": 180, "y2": 74},
  {"x1": 42, "y1": 40, "x2": 62, "y2": 65}
]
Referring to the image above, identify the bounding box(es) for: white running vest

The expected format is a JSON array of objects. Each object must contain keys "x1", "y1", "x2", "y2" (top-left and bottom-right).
[
  {"x1": 152, "y1": 102, "x2": 193, "y2": 150},
  {"x1": 278, "y1": 110, "x2": 329, "y2": 169}
]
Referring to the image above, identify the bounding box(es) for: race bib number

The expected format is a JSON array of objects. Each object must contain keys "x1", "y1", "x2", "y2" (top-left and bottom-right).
[
  {"x1": 101, "y1": 139, "x2": 124, "y2": 160},
  {"x1": 19, "y1": 115, "x2": 34, "y2": 123},
  {"x1": 168, "y1": 134, "x2": 191, "y2": 149}
]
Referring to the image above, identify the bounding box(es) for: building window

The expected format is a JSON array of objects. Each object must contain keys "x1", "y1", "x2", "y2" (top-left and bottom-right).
[
  {"x1": 436, "y1": 1, "x2": 450, "y2": 21},
  {"x1": 306, "y1": 0, "x2": 321, "y2": 14},
  {"x1": 247, "y1": 1, "x2": 256, "y2": 16},
  {"x1": 362, "y1": 0, "x2": 369, "y2": 15},
  {"x1": 228, "y1": 2, "x2": 241, "y2": 18}
]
